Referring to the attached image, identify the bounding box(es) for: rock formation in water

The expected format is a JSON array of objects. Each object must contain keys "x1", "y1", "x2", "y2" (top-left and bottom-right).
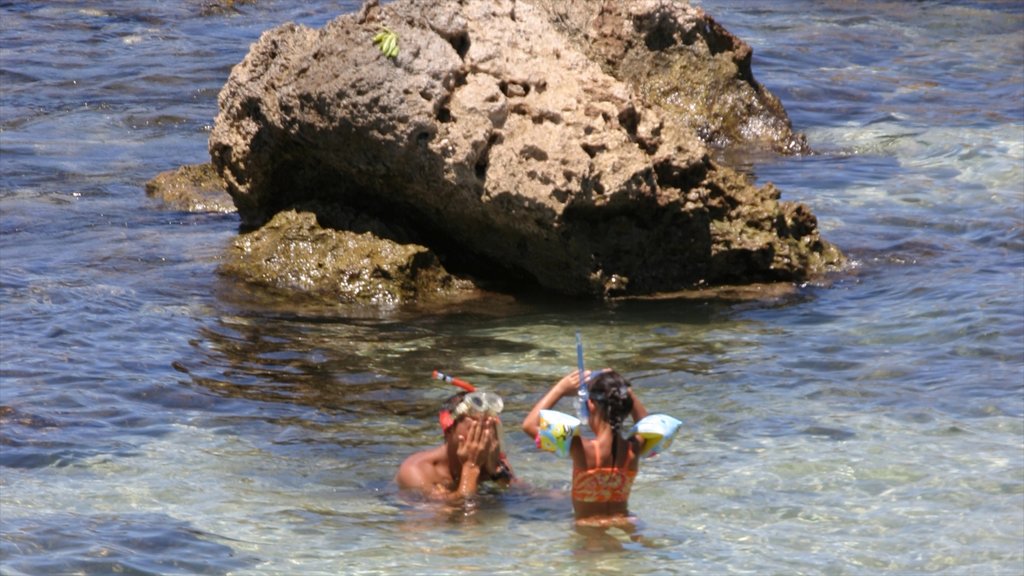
[
  {"x1": 204, "y1": 0, "x2": 843, "y2": 302},
  {"x1": 145, "y1": 163, "x2": 236, "y2": 213}
]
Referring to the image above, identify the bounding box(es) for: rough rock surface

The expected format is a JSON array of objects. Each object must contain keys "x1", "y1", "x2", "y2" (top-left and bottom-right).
[
  {"x1": 218, "y1": 209, "x2": 478, "y2": 305},
  {"x1": 530, "y1": 0, "x2": 809, "y2": 154},
  {"x1": 209, "y1": 0, "x2": 842, "y2": 299},
  {"x1": 145, "y1": 163, "x2": 236, "y2": 213}
]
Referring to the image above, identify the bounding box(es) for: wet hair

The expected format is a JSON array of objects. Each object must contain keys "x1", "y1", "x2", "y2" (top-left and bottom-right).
[
  {"x1": 441, "y1": 391, "x2": 469, "y2": 414},
  {"x1": 439, "y1": 391, "x2": 469, "y2": 433},
  {"x1": 587, "y1": 370, "x2": 633, "y2": 436}
]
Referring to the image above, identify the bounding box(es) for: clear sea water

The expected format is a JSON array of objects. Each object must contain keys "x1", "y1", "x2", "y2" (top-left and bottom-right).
[{"x1": 1, "y1": 1, "x2": 1022, "y2": 575}]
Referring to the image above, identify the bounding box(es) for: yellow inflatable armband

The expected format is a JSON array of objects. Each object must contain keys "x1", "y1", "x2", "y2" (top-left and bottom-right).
[
  {"x1": 535, "y1": 409, "x2": 581, "y2": 458},
  {"x1": 629, "y1": 414, "x2": 682, "y2": 458}
]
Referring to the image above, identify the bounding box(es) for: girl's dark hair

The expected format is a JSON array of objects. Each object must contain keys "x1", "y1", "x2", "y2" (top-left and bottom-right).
[{"x1": 587, "y1": 370, "x2": 633, "y2": 435}]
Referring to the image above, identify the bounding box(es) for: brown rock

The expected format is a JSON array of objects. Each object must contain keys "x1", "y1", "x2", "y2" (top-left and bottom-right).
[
  {"x1": 217, "y1": 209, "x2": 478, "y2": 305},
  {"x1": 531, "y1": 0, "x2": 809, "y2": 154},
  {"x1": 145, "y1": 163, "x2": 236, "y2": 213},
  {"x1": 208, "y1": 0, "x2": 842, "y2": 299}
]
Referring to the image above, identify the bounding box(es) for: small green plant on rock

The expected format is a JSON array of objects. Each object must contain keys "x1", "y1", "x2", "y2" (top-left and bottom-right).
[{"x1": 373, "y1": 28, "x2": 399, "y2": 59}]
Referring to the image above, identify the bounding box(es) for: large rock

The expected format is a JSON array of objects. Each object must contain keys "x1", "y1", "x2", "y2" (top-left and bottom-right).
[{"x1": 209, "y1": 0, "x2": 842, "y2": 299}]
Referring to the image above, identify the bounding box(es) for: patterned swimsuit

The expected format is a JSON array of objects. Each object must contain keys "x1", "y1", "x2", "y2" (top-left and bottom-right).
[{"x1": 571, "y1": 467, "x2": 636, "y2": 503}]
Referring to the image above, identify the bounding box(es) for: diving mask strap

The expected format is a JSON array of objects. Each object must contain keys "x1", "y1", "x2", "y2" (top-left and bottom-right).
[{"x1": 439, "y1": 409, "x2": 456, "y2": 432}]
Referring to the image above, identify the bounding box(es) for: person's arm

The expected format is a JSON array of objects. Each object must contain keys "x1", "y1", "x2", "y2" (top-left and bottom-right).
[
  {"x1": 453, "y1": 417, "x2": 491, "y2": 498},
  {"x1": 455, "y1": 462, "x2": 481, "y2": 497},
  {"x1": 628, "y1": 387, "x2": 649, "y2": 422},
  {"x1": 522, "y1": 370, "x2": 587, "y2": 439}
]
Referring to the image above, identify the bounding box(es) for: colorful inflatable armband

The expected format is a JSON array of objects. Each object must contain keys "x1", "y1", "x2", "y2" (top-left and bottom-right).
[
  {"x1": 629, "y1": 414, "x2": 683, "y2": 458},
  {"x1": 535, "y1": 409, "x2": 581, "y2": 458}
]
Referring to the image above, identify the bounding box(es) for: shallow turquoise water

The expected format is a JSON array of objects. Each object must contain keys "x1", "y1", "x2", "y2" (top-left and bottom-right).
[{"x1": 1, "y1": 1, "x2": 1022, "y2": 574}]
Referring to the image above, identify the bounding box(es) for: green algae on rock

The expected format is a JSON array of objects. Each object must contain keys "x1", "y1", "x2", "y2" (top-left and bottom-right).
[{"x1": 217, "y1": 210, "x2": 479, "y2": 305}]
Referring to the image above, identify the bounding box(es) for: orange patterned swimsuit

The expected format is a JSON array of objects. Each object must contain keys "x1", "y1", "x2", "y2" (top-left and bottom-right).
[{"x1": 571, "y1": 466, "x2": 637, "y2": 503}]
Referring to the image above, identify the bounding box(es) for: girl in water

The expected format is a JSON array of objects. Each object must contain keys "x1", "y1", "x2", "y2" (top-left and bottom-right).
[{"x1": 522, "y1": 369, "x2": 649, "y2": 524}]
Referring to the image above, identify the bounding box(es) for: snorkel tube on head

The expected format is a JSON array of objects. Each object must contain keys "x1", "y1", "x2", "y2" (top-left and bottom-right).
[
  {"x1": 576, "y1": 331, "x2": 589, "y2": 424},
  {"x1": 433, "y1": 370, "x2": 504, "y2": 430},
  {"x1": 433, "y1": 370, "x2": 476, "y2": 393}
]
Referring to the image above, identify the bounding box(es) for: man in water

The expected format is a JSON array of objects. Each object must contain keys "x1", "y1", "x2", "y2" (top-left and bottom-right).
[{"x1": 395, "y1": 391, "x2": 514, "y2": 500}]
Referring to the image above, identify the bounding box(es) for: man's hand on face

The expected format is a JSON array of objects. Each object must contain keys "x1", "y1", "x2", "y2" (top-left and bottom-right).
[
  {"x1": 456, "y1": 416, "x2": 500, "y2": 469},
  {"x1": 482, "y1": 417, "x2": 503, "y2": 476}
]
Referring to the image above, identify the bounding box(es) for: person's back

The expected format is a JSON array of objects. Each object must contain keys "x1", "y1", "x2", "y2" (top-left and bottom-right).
[
  {"x1": 571, "y1": 429, "x2": 640, "y2": 519},
  {"x1": 523, "y1": 369, "x2": 648, "y2": 523}
]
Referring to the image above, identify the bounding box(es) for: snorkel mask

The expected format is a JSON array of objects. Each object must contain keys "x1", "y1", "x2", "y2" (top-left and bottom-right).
[
  {"x1": 434, "y1": 370, "x2": 503, "y2": 429},
  {"x1": 453, "y1": 392, "x2": 504, "y2": 418},
  {"x1": 438, "y1": 391, "x2": 505, "y2": 432}
]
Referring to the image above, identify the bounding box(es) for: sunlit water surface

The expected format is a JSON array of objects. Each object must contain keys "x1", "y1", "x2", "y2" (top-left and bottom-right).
[{"x1": 1, "y1": 1, "x2": 1022, "y2": 574}]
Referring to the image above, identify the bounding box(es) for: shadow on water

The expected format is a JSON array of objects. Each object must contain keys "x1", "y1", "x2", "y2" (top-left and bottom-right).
[
  {"x1": 0, "y1": 513, "x2": 255, "y2": 576},
  {"x1": 170, "y1": 273, "x2": 818, "y2": 421},
  {"x1": 380, "y1": 481, "x2": 682, "y2": 562},
  {"x1": 0, "y1": 405, "x2": 153, "y2": 470},
  {"x1": 173, "y1": 285, "x2": 550, "y2": 414}
]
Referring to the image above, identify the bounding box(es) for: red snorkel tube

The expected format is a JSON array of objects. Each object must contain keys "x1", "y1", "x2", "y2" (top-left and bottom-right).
[
  {"x1": 432, "y1": 370, "x2": 476, "y2": 392},
  {"x1": 435, "y1": 370, "x2": 479, "y2": 433}
]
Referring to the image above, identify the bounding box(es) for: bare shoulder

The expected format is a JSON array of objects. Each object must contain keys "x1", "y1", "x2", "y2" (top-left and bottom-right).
[
  {"x1": 570, "y1": 434, "x2": 590, "y2": 469},
  {"x1": 395, "y1": 445, "x2": 446, "y2": 490}
]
